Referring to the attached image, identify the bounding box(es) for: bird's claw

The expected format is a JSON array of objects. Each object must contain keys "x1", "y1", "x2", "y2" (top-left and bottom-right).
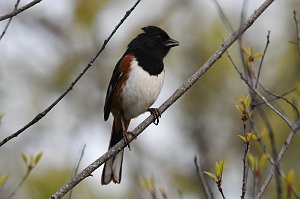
[{"x1": 148, "y1": 108, "x2": 161, "y2": 125}]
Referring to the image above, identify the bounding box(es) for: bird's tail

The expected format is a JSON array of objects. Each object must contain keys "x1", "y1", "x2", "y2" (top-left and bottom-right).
[{"x1": 101, "y1": 118, "x2": 125, "y2": 185}]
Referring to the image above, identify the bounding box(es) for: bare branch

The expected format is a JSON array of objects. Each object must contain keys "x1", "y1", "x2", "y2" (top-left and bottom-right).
[
  {"x1": 0, "y1": 0, "x2": 21, "y2": 42},
  {"x1": 263, "y1": 89, "x2": 300, "y2": 119},
  {"x1": 194, "y1": 156, "x2": 214, "y2": 199},
  {"x1": 49, "y1": 1, "x2": 276, "y2": 198},
  {"x1": 255, "y1": 31, "x2": 270, "y2": 88},
  {"x1": 293, "y1": 10, "x2": 300, "y2": 54},
  {"x1": 210, "y1": 0, "x2": 235, "y2": 33},
  {"x1": 255, "y1": 119, "x2": 300, "y2": 199},
  {"x1": 68, "y1": 144, "x2": 86, "y2": 199},
  {"x1": 0, "y1": 0, "x2": 42, "y2": 21},
  {"x1": 256, "y1": 107, "x2": 282, "y2": 199},
  {"x1": 0, "y1": 0, "x2": 142, "y2": 148}
]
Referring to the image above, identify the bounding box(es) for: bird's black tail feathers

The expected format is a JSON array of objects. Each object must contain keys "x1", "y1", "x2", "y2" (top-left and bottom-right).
[{"x1": 101, "y1": 119, "x2": 124, "y2": 185}]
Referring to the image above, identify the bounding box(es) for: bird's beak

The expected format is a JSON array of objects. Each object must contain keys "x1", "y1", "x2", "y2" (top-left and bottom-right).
[{"x1": 164, "y1": 38, "x2": 179, "y2": 47}]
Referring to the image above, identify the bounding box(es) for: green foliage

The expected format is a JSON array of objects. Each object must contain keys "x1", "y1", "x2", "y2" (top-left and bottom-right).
[
  {"x1": 74, "y1": 0, "x2": 108, "y2": 28},
  {"x1": 238, "y1": 132, "x2": 257, "y2": 143},
  {"x1": 204, "y1": 160, "x2": 225, "y2": 184},
  {"x1": 0, "y1": 113, "x2": 4, "y2": 124},
  {"x1": 0, "y1": 175, "x2": 8, "y2": 188},
  {"x1": 247, "y1": 153, "x2": 267, "y2": 179},
  {"x1": 21, "y1": 152, "x2": 43, "y2": 171}
]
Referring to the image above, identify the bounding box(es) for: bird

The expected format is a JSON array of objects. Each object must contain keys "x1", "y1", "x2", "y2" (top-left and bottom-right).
[{"x1": 101, "y1": 26, "x2": 179, "y2": 185}]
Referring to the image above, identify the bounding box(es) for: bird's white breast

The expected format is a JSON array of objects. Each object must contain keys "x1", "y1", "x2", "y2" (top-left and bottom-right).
[{"x1": 121, "y1": 59, "x2": 165, "y2": 119}]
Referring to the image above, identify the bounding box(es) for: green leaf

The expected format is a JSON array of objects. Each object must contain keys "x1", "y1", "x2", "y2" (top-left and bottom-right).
[
  {"x1": 253, "y1": 53, "x2": 263, "y2": 60},
  {"x1": 0, "y1": 113, "x2": 4, "y2": 123},
  {"x1": 0, "y1": 175, "x2": 8, "y2": 188},
  {"x1": 219, "y1": 160, "x2": 225, "y2": 178},
  {"x1": 245, "y1": 95, "x2": 251, "y2": 108},
  {"x1": 247, "y1": 153, "x2": 255, "y2": 170},
  {"x1": 284, "y1": 169, "x2": 295, "y2": 186},
  {"x1": 204, "y1": 171, "x2": 216, "y2": 182},
  {"x1": 242, "y1": 47, "x2": 248, "y2": 56},
  {"x1": 34, "y1": 152, "x2": 43, "y2": 165},
  {"x1": 236, "y1": 105, "x2": 244, "y2": 113},
  {"x1": 21, "y1": 152, "x2": 28, "y2": 164},
  {"x1": 215, "y1": 162, "x2": 219, "y2": 177},
  {"x1": 259, "y1": 154, "x2": 268, "y2": 170},
  {"x1": 237, "y1": 135, "x2": 246, "y2": 142}
]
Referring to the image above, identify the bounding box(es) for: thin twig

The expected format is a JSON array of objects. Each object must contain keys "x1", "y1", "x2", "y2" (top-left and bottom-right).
[
  {"x1": 255, "y1": 118, "x2": 300, "y2": 199},
  {"x1": 6, "y1": 170, "x2": 31, "y2": 199},
  {"x1": 68, "y1": 144, "x2": 86, "y2": 199},
  {"x1": 257, "y1": 136, "x2": 300, "y2": 199},
  {"x1": 0, "y1": 0, "x2": 21, "y2": 42},
  {"x1": 49, "y1": 1, "x2": 276, "y2": 198},
  {"x1": 253, "y1": 88, "x2": 297, "y2": 107},
  {"x1": 227, "y1": 49, "x2": 294, "y2": 130},
  {"x1": 210, "y1": 0, "x2": 235, "y2": 33},
  {"x1": 238, "y1": 0, "x2": 250, "y2": 80},
  {"x1": 263, "y1": 89, "x2": 300, "y2": 119},
  {"x1": 256, "y1": 107, "x2": 282, "y2": 199},
  {"x1": 241, "y1": 141, "x2": 250, "y2": 199},
  {"x1": 0, "y1": 0, "x2": 142, "y2": 148},
  {"x1": 194, "y1": 156, "x2": 214, "y2": 199},
  {"x1": 0, "y1": 0, "x2": 42, "y2": 21},
  {"x1": 255, "y1": 31, "x2": 270, "y2": 88},
  {"x1": 293, "y1": 10, "x2": 300, "y2": 55}
]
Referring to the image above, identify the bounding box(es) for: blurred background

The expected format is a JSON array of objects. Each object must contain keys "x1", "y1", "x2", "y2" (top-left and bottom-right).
[{"x1": 1, "y1": 0, "x2": 300, "y2": 198}]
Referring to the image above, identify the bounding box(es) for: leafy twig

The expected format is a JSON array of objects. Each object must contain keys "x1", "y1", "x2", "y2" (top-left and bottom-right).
[
  {"x1": 0, "y1": 0, "x2": 42, "y2": 21},
  {"x1": 227, "y1": 50, "x2": 294, "y2": 130},
  {"x1": 0, "y1": 0, "x2": 142, "y2": 148},
  {"x1": 6, "y1": 152, "x2": 42, "y2": 199}
]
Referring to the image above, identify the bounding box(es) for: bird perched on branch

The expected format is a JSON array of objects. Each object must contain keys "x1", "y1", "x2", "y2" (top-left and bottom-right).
[{"x1": 101, "y1": 26, "x2": 179, "y2": 185}]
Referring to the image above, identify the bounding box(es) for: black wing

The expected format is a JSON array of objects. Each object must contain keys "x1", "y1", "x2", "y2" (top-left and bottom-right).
[{"x1": 104, "y1": 58, "x2": 122, "y2": 121}]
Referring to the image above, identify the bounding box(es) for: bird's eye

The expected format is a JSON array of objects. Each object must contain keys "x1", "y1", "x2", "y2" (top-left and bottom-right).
[{"x1": 155, "y1": 35, "x2": 162, "y2": 40}]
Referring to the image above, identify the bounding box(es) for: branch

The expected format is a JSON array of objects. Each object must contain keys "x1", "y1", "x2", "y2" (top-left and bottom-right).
[
  {"x1": 255, "y1": 30, "x2": 270, "y2": 88},
  {"x1": 49, "y1": 1, "x2": 275, "y2": 198},
  {"x1": 0, "y1": 0, "x2": 42, "y2": 21},
  {"x1": 255, "y1": 118, "x2": 300, "y2": 199},
  {"x1": 293, "y1": 10, "x2": 300, "y2": 55},
  {"x1": 194, "y1": 156, "x2": 214, "y2": 199},
  {"x1": 256, "y1": 107, "x2": 282, "y2": 199},
  {"x1": 68, "y1": 144, "x2": 86, "y2": 199},
  {"x1": 227, "y1": 50, "x2": 295, "y2": 130},
  {"x1": 0, "y1": 0, "x2": 21, "y2": 42},
  {"x1": 210, "y1": 0, "x2": 235, "y2": 33},
  {"x1": 0, "y1": 0, "x2": 142, "y2": 148}
]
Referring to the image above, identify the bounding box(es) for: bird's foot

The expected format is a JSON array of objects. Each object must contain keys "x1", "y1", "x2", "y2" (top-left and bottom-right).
[
  {"x1": 123, "y1": 131, "x2": 137, "y2": 151},
  {"x1": 147, "y1": 108, "x2": 161, "y2": 125}
]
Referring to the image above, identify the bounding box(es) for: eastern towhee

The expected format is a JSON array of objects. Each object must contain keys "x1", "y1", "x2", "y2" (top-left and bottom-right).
[{"x1": 101, "y1": 26, "x2": 179, "y2": 185}]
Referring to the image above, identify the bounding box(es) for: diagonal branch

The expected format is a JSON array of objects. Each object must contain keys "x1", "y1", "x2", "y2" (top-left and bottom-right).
[
  {"x1": 255, "y1": 118, "x2": 300, "y2": 199},
  {"x1": 0, "y1": 0, "x2": 21, "y2": 42},
  {"x1": 293, "y1": 10, "x2": 300, "y2": 54},
  {"x1": 0, "y1": 0, "x2": 42, "y2": 21},
  {"x1": 194, "y1": 156, "x2": 214, "y2": 199},
  {"x1": 255, "y1": 30, "x2": 270, "y2": 88},
  {"x1": 49, "y1": 0, "x2": 275, "y2": 198},
  {"x1": 0, "y1": 0, "x2": 142, "y2": 148}
]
